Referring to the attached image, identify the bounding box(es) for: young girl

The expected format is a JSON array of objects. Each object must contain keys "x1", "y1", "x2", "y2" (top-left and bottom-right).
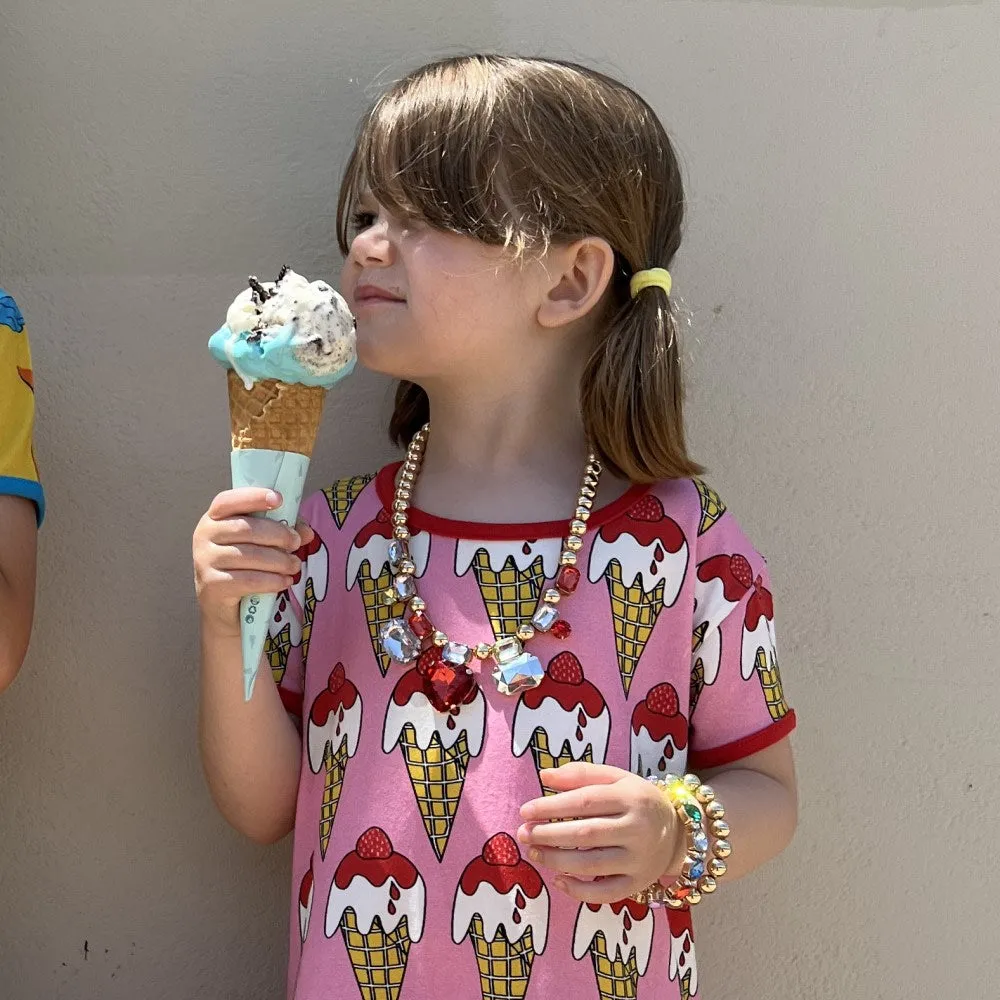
[{"x1": 194, "y1": 55, "x2": 798, "y2": 1000}]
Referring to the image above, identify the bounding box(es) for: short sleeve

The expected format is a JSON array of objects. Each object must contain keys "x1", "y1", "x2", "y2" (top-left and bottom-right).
[
  {"x1": 687, "y1": 504, "x2": 796, "y2": 770},
  {"x1": 0, "y1": 290, "x2": 44, "y2": 524},
  {"x1": 264, "y1": 492, "x2": 329, "y2": 722}
]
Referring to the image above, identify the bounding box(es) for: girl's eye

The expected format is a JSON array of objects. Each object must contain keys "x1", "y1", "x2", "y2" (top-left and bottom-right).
[{"x1": 350, "y1": 210, "x2": 377, "y2": 235}]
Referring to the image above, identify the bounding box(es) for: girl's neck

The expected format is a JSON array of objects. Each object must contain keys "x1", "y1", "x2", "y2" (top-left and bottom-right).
[{"x1": 408, "y1": 374, "x2": 628, "y2": 524}]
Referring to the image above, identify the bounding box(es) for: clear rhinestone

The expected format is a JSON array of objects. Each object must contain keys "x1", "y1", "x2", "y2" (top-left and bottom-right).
[
  {"x1": 387, "y1": 539, "x2": 407, "y2": 569},
  {"x1": 531, "y1": 604, "x2": 559, "y2": 633},
  {"x1": 393, "y1": 574, "x2": 416, "y2": 601},
  {"x1": 442, "y1": 642, "x2": 472, "y2": 667},
  {"x1": 492, "y1": 652, "x2": 545, "y2": 697},
  {"x1": 494, "y1": 636, "x2": 524, "y2": 665},
  {"x1": 379, "y1": 618, "x2": 420, "y2": 664}
]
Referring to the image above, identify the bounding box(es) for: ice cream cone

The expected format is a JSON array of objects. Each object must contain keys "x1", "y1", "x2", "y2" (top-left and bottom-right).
[
  {"x1": 588, "y1": 932, "x2": 641, "y2": 1000},
  {"x1": 606, "y1": 564, "x2": 667, "y2": 696},
  {"x1": 694, "y1": 479, "x2": 726, "y2": 535},
  {"x1": 324, "y1": 473, "x2": 375, "y2": 529},
  {"x1": 227, "y1": 369, "x2": 326, "y2": 455},
  {"x1": 319, "y1": 740, "x2": 350, "y2": 859},
  {"x1": 756, "y1": 648, "x2": 788, "y2": 721},
  {"x1": 472, "y1": 548, "x2": 545, "y2": 639},
  {"x1": 340, "y1": 909, "x2": 412, "y2": 1000},
  {"x1": 689, "y1": 659, "x2": 705, "y2": 716},
  {"x1": 398, "y1": 724, "x2": 472, "y2": 861},
  {"x1": 680, "y1": 969, "x2": 693, "y2": 1000},
  {"x1": 265, "y1": 622, "x2": 292, "y2": 687},
  {"x1": 528, "y1": 730, "x2": 593, "y2": 794},
  {"x1": 469, "y1": 913, "x2": 536, "y2": 1000},
  {"x1": 357, "y1": 562, "x2": 395, "y2": 676}
]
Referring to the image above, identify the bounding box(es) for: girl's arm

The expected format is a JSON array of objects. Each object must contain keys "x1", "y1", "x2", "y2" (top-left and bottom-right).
[
  {"x1": 701, "y1": 736, "x2": 797, "y2": 880},
  {"x1": 198, "y1": 622, "x2": 301, "y2": 844}
]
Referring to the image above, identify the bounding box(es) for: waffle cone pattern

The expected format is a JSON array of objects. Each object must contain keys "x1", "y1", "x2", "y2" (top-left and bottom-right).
[{"x1": 227, "y1": 369, "x2": 326, "y2": 456}]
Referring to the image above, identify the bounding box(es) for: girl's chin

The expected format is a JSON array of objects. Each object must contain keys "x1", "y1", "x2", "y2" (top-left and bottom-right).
[{"x1": 355, "y1": 338, "x2": 426, "y2": 382}]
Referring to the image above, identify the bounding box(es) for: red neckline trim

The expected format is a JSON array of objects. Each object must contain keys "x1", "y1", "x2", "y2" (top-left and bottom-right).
[{"x1": 375, "y1": 462, "x2": 652, "y2": 541}]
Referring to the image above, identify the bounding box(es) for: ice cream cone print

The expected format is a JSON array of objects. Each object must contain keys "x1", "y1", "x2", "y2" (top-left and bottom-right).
[
  {"x1": 694, "y1": 479, "x2": 726, "y2": 536},
  {"x1": 348, "y1": 510, "x2": 430, "y2": 676},
  {"x1": 456, "y1": 539, "x2": 560, "y2": 640},
  {"x1": 589, "y1": 496, "x2": 689, "y2": 695},
  {"x1": 453, "y1": 834, "x2": 549, "y2": 1000},
  {"x1": 308, "y1": 665, "x2": 363, "y2": 859},
  {"x1": 691, "y1": 554, "x2": 754, "y2": 693},
  {"x1": 572, "y1": 899, "x2": 653, "y2": 1000},
  {"x1": 383, "y1": 666, "x2": 486, "y2": 861},
  {"x1": 298, "y1": 857, "x2": 315, "y2": 944},
  {"x1": 327, "y1": 828, "x2": 426, "y2": 1000},
  {"x1": 741, "y1": 576, "x2": 787, "y2": 720},
  {"x1": 512, "y1": 652, "x2": 610, "y2": 794},
  {"x1": 668, "y1": 909, "x2": 698, "y2": 999},
  {"x1": 324, "y1": 473, "x2": 375, "y2": 529},
  {"x1": 630, "y1": 682, "x2": 689, "y2": 779}
]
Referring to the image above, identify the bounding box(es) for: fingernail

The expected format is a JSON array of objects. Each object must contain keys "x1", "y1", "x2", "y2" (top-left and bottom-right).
[
  {"x1": 266, "y1": 490, "x2": 280, "y2": 507},
  {"x1": 290, "y1": 531, "x2": 302, "y2": 549}
]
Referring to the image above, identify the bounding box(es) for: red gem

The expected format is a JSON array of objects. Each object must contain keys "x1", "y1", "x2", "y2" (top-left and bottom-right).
[
  {"x1": 408, "y1": 611, "x2": 434, "y2": 639},
  {"x1": 673, "y1": 885, "x2": 693, "y2": 900},
  {"x1": 556, "y1": 565, "x2": 581, "y2": 595},
  {"x1": 418, "y1": 649, "x2": 478, "y2": 712},
  {"x1": 550, "y1": 619, "x2": 572, "y2": 640}
]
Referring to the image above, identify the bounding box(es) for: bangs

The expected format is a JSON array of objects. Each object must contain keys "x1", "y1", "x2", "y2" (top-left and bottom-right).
[{"x1": 337, "y1": 57, "x2": 552, "y2": 258}]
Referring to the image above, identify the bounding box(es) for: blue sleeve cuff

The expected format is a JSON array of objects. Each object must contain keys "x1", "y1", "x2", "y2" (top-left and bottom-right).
[{"x1": 0, "y1": 476, "x2": 45, "y2": 525}]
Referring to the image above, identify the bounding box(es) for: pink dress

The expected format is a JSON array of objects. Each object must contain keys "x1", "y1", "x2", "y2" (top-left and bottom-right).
[{"x1": 268, "y1": 466, "x2": 796, "y2": 1000}]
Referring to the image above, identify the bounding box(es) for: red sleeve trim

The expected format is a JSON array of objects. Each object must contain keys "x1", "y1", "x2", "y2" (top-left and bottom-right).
[
  {"x1": 279, "y1": 686, "x2": 304, "y2": 720},
  {"x1": 688, "y1": 710, "x2": 796, "y2": 771},
  {"x1": 375, "y1": 461, "x2": 651, "y2": 541}
]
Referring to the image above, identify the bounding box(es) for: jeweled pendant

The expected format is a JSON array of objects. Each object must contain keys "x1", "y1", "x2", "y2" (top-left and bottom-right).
[
  {"x1": 494, "y1": 635, "x2": 524, "y2": 665},
  {"x1": 492, "y1": 651, "x2": 545, "y2": 697},
  {"x1": 393, "y1": 573, "x2": 416, "y2": 601},
  {"x1": 379, "y1": 618, "x2": 421, "y2": 664},
  {"x1": 418, "y1": 647, "x2": 478, "y2": 712},
  {"x1": 531, "y1": 604, "x2": 559, "y2": 633},
  {"x1": 442, "y1": 642, "x2": 472, "y2": 667}
]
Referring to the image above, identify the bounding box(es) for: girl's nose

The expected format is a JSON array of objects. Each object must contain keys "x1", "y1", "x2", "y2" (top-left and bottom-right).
[{"x1": 352, "y1": 219, "x2": 394, "y2": 267}]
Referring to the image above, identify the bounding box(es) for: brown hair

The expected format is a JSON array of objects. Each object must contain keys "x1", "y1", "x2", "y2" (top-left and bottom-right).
[{"x1": 337, "y1": 55, "x2": 703, "y2": 482}]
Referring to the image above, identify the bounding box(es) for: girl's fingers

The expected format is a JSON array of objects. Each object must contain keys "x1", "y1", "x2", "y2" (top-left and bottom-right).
[
  {"x1": 294, "y1": 519, "x2": 315, "y2": 545},
  {"x1": 517, "y1": 819, "x2": 623, "y2": 851},
  {"x1": 212, "y1": 543, "x2": 302, "y2": 577},
  {"x1": 538, "y1": 763, "x2": 626, "y2": 792},
  {"x1": 553, "y1": 874, "x2": 638, "y2": 906},
  {"x1": 520, "y1": 784, "x2": 626, "y2": 824},
  {"x1": 208, "y1": 488, "x2": 282, "y2": 520},
  {"x1": 525, "y1": 846, "x2": 629, "y2": 879},
  {"x1": 208, "y1": 569, "x2": 295, "y2": 596},
  {"x1": 211, "y1": 517, "x2": 301, "y2": 551}
]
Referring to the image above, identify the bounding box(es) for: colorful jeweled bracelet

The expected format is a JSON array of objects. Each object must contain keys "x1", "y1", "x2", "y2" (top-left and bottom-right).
[{"x1": 631, "y1": 773, "x2": 731, "y2": 908}]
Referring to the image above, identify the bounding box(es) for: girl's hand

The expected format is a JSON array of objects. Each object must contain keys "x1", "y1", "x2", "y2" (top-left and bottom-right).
[
  {"x1": 517, "y1": 762, "x2": 685, "y2": 905},
  {"x1": 193, "y1": 488, "x2": 314, "y2": 636}
]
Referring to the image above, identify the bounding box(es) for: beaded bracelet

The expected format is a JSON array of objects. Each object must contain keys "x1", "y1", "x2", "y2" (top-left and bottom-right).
[{"x1": 631, "y1": 773, "x2": 731, "y2": 908}]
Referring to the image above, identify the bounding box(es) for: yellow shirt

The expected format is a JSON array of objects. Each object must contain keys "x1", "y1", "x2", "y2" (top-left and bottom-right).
[{"x1": 0, "y1": 289, "x2": 44, "y2": 523}]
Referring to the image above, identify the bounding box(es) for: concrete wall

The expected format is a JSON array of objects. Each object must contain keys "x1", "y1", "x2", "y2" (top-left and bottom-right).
[{"x1": 2, "y1": 1, "x2": 997, "y2": 997}]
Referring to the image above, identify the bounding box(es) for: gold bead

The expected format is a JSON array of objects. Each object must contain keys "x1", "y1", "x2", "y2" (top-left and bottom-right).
[
  {"x1": 432, "y1": 631, "x2": 448, "y2": 647},
  {"x1": 391, "y1": 513, "x2": 407, "y2": 526},
  {"x1": 695, "y1": 784, "x2": 715, "y2": 804},
  {"x1": 569, "y1": 519, "x2": 588, "y2": 536},
  {"x1": 397, "y1": 488, "x2": 411, "y2": 501},
  {"x1": 686, "y1": 890, "x2": 703, "y2": 906},
  {"x1": 409, "y1": 596, "x2": 426, "y2": 613},
  {"x1": 697, "y1": 875, "x2": 718, "y2": 894},
  {"x1": 713, "y1": 840, "x2": 732, "y2": 859},
  {"x1": 665, "y1": 896, "x2": 686, "y2": 909},
  {"x1": 516, "y1": 623, "x2": 536, "y2": 641},
  {"x1": 708, "y1": 858, "x2": 727, "y2": 878},
  {"x1": 397, "y1": 560, "x2": 416, "y2": 576},
  {"x1": 392, "y1": 499, "x2": 408, "y2": 512},
  {"x1": 683, "y1": 774, "x2": 700, "y2": 791},
  {"x1": 578, "y1": 496, "x2": 594, "y2": 510},
  {"x1": 381, "y1": 588, "x2": 399, "y2": 606},
  {"x1": 396, "y1": 528, "x2": 411, "y2": 542},
  {"x1": 574, "y1": 507, "x2": 591, "y2": 521},
  {"x1": 474, "y1": 643, "x2": 493, "y2": 660},
  {"x1": 565, "y1": 536, "x2": 583, "y2": 552},
  {"x1": 711, "y1": 819, "x2": 730, "y2": 839},
  {"x1": 542, "y1": 588, "x2": 561, "y2": 605},
  {"x1": 707, "y1": 801, "x2": 725, "y2": 820},
  {"x1": 559, "y1": 551, "x2": 578, "y2": 566},
  {"x1": 581, "y1": 485, "x2": 596, "y2": 499}
]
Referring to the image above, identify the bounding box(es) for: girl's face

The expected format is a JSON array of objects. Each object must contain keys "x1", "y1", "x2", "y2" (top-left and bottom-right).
[{"x1": 341, "y1": 195, "x2": 546, "y2": 385}]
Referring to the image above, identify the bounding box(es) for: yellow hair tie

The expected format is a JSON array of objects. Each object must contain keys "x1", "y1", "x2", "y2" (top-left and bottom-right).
[{"x1": 629, "y1": 267, "x2": 672, "y2": 300}]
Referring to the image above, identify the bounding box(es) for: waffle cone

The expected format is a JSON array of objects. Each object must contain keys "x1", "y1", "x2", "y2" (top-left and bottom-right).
[
  {"x1": 528, "y1": 730, "x2": 593, "y2": 796},
  {"x1": 680, "y1": 970, "x2": 693, "y2": 1000},
  {"x1": 319, "y1": 740, "x2": 349, "y2": 860},
  {"x1": 227, "y1": 369, "x2": 325, "y2": 456},
  {"x1": 469, "y1": 914, "x2": 535, "y2": 1000},
  {"x1": 756, "y1": 648, "x2": 788, "y2": 721},
  {"x1": 341, "y1": 910, "x2": 412, "y2": 1000},
  {"x1": 606, "y1": 564, "x2": 666, "y2": 696},
  {"x1": 588, "y1": 932, "x2": 640, "y2": 1000},
  {"x1": 472, "y1": 550, "x2": 545, "y2": 640}
]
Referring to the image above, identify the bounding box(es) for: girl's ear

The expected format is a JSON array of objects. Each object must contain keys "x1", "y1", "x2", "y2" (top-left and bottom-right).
[{"x1": 536, "y1": 237, "x2": 616, "y2": 330}]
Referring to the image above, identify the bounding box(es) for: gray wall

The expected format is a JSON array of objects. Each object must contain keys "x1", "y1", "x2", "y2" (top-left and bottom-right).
[{"x1": 2, "y1": 1, "x2": 997, "y2": 998}]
